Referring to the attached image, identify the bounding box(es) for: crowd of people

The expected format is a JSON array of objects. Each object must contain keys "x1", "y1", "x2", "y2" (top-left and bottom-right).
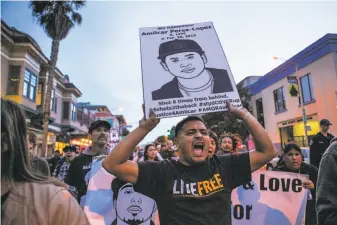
[{"x1": 1, "y1": 98, "x2": 336, "y2": 225}]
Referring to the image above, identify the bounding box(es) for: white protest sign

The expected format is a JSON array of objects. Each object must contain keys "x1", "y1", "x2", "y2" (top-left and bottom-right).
[
  {"x1": 231, "y1": 170, "x2": 308, "y2": 225},
  {"x1": 139, "y1": 22, "x2": 242, "y2": 119}
]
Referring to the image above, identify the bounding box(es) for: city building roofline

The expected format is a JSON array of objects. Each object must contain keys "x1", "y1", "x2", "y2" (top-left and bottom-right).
[{"x1": 249, "y1": 33, "x2": 337, "y2": 95}]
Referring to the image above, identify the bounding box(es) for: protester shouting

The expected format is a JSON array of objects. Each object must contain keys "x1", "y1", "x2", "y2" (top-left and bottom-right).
[
  {"x1": 1, "y1": 99, "x2": 89, "y2": 225},
  {"x1": 101, "y1": 101, "x2": 277, "y2": 225},
  {"x1": 52, "y1": 145, "x2": 77, "y2": 182},
  {"x1": 273, "y1": 144, "x2": 318, "y2": 225}
]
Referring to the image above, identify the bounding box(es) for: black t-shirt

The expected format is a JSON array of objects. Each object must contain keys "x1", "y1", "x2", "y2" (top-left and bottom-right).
[
  {"x1": 65, "y1": 153, "x2": 94, "y2": 202},
  {"x1": 135, "y1": 152, "x2": 251, "y2": 225}
]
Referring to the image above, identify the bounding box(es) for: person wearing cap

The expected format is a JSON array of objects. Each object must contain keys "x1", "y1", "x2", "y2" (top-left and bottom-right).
[
  {"x1": 101, "y1": 101, "x2": 277, "y2": 225},
  {"x1": 309, "y1": 119, "x2": 334, "y2": 168},
  {"x1": 65, "y1": 120, "x2": 111, "y2": 204},
  {"x1": 152, "y1": 39, "x2": 233, "y2": 100},
  {"x1": 52, "y1": 145, "x2": 77, "y2": 182},
  {"x1": 273, "y1": 143, "x2": 318, "y2": 225}
]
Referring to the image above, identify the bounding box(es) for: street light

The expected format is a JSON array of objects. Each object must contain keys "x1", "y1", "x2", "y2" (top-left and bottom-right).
[{"x1": 272, "y1": 56, "x2": 309, "y2": 147}]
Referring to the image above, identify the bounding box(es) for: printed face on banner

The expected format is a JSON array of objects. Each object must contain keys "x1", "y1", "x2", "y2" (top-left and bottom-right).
[
  {"x1": 113, "y1": 183, "x2": 156, "y2": 225},
  {"x1": 140, "y1": 22, "x2": 242, "y2": 119}
]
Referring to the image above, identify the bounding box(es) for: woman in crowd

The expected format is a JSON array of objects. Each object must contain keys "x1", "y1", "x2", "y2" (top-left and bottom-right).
[
  {"x1": 273, "y1": 143, "x2": 318, "y2": 225},
  {"x1": 143, "y1": 143, "x2": 160, "y2": 161},
  {"x1": 1, "y1": 99, "x2": 89, "y2": 225},
  {"x1": 217, "y1": 132, "x2": 237, "y2": 155},
  {"x1": 208, "y1": 130, "x2": 218, "y2": 156}
]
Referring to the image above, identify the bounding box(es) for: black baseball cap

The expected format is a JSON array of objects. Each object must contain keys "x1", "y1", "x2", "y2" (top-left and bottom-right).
[
  {"x1": 320, "y1": 119, "x2": 332, "y2": 126},
  {"x1": 158, "y1": 39, "x2": 204, "y2": 60},
  {"x1": 63, "y1": 145, "x2": 77, "y2": 152},
  {"x1": 89, "y1": 120, "x2": 111, "y2": 134}
]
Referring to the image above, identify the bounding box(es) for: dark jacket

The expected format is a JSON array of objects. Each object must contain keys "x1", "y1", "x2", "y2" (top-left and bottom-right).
[
  {"x1": 152, "y1": 68, "x2": 233, "y2": 100},
  {"x1": 47, "y1": 156, "x2": 61, "y2": 174},
  {"x1": 310, "y1": 132, "x2": 334, "y2": 168},
  {"x1": 274, "y1": 162, "x2": 318, "y2": 225},
  {"x1": 316, "y1": 137, "x2": 337, "y2": 225}
]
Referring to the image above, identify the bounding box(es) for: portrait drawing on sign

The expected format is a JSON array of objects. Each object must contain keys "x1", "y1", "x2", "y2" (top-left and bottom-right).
[
  {"x1": 111, "y1": 179, "x2": 157, "y2": 225},
  {"x1": 152, "y1": 39, "x2": 234, "y2": 100}
]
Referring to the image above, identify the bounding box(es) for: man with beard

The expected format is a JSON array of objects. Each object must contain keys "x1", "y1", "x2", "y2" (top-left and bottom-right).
[
  {"x1": 101, "y1": 101, "x2": 277, "y2": 225},
  {"x1": 217, "y1": 133, "x2": 236, "y2": 155},
  {"x1": 52, "y1": 145, "x2": 77, "y2": 182},
  {"x1": 111, "y1": 179, "x2": 157, "y2": 225},
  {"x1": 65, "y1": 120, "x2": 111, "y2": 204}
]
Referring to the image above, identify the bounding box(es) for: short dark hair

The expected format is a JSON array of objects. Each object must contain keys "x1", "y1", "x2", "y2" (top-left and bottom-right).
[
  {"x1": 283, "y1": 143, "x2": 301, "y2": 154},
  {"x1": 145, "y1": 143, "x2": 155, "y2": 152},
  {"x1": 175, "y1": 116, "x2": 205, "y2": 137},
  {"x1": 208, "y1": 130, "x2": 218, "y2": 145}
]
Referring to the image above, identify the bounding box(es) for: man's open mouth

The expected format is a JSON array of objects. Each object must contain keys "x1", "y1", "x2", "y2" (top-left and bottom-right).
[
  {"x1": 127, "y1": 205, "x2": 142, "y2": 214},
  {"x1": 192, "y1": 142, "x2": 204, "y2": 156},
  {"x1": 181, "y1": 68, "x2": 195, "y2": 73}
]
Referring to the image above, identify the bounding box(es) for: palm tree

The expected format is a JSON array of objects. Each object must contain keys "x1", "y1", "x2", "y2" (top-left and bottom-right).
[{"x1": 30, "y1": 1, "x2": 85, "y2": 157}]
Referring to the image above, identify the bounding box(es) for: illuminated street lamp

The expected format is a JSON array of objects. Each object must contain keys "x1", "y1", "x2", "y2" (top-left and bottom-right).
[{"x1": 272, "y1": 56, "x2": 309, "y2": 147}]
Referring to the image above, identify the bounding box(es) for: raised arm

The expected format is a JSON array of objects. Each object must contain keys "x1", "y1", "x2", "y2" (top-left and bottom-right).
[
  {"x1": 227, "y1": 101, "x2": 277, "y2": 172},
  {"x1": 102, "y1": 107, "x2": 160, "y2": 184}
]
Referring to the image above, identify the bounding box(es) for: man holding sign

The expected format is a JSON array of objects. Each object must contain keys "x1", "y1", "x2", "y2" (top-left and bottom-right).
[{"x1": 102, "y1": 101, "x2": 277, "y2": 225}]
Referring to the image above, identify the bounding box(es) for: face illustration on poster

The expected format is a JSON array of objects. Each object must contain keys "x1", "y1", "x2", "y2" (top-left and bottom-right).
[
  {"x1": 153, "y1": 39, "x2": 234, "y2": 100},
  {"x1": 111, "y1": 181, "x2": 157, "y2": 225}
]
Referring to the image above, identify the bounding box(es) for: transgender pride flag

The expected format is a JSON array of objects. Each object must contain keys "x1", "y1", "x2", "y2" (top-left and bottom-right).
[{"x1": 84, "y1": 157, "x2": 160, "y2": 225}]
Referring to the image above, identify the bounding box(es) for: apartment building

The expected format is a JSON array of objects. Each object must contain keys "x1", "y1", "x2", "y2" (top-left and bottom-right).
[
  {"x1": 249, "y1": 33, "x2": 337, "y2": 150},
  {"x1": 1, "y1": 20, "x2": 91, "y2": 154}
]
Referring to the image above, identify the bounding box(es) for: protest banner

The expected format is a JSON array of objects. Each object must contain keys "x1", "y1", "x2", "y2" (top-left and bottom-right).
[
  {"x1": 139, "y1": 22, "x2": 242, "y2": 119},
  {"x1": 84, "y1": 162, "x2": 308, "y2": 225},
  {"x1": 84, "y1": 157, "x2": 160, "y2": 225},
  {"x1": 231, "y1": 170, "x2": 308, "y2": 225}
]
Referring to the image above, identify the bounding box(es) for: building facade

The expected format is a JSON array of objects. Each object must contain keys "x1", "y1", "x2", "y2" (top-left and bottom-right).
[
  {"x1": 249, "y1": 33, "x2": 337, "y2": 150},
  {"x1": 1, "y1": 20, "x2": 91, "y2": 154}
]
